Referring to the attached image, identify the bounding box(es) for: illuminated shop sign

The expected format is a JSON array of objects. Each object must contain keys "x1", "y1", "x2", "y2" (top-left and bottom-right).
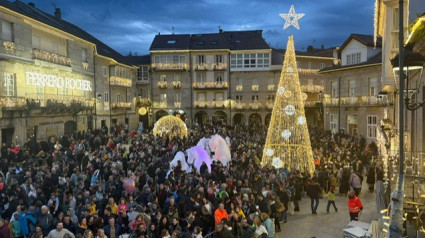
[{"x1": 25, "y1": 72, "x2": 92, "y2": 91}]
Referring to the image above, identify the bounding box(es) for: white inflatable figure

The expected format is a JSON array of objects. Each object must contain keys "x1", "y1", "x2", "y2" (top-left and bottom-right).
[
  {"x1": 187, "y1": 146, "x2": 212, "y2": 174},
  {"x1": 225, "y1": 136, "x2": 231, "y2": 147},
  {"x1": 197, "y1": 137, "x2": 211, "y2": 156},
  {"x1": 170, "y1": 151, "x2": 189, "y2": 172},
  {"x1": 208, "y1": 134, "x2": 231, "y2": 166}
]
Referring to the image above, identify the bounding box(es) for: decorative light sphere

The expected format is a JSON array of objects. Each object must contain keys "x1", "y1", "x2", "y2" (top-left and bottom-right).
[
  {"x1": 281, "y1": 129, "x2": 292, "y2": 139},
  {"x1": 266, "y1": 148, "x2": 274, "y2": 157},
  {"x1": 277, "y1": 86, "x2": 286, "y2": 95},
  {"x1": 298, "y1": 116, "x2": 306, "y2": 125},
  {"x1": 284, "y1": 105, "x2": 296, "y2": 115},
  {"x1": 284, "y1": 90, "x2": 292, "y2": 98},
  {"x1": 272, "y1": 157, "x2": 282, "y2": 168},
  {"x1": 138, "y1": 107, "x2": 147, "y2": 115}
]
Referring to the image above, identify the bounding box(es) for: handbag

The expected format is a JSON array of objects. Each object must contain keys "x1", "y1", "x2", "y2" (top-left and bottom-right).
[{"x1": 277, "y1": 203, "x2": 285, "y2": 213}]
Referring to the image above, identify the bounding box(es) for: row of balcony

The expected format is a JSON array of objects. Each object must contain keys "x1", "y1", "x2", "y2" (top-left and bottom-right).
[
  {"x1": 323, "y1": 96, "x2": 393, "y2": 107},
  {"x1": 151, "y1": 63, "x2": 227, "y2": 71},
  {"x1": 0, "y1": 95, "x2": 94, "y2": 111},
  {"x1": 111, "y1": 102, "x2": 131, "y2": 109},
  {"x1": 157, "y1": 81, "x2": 229, "y2": 89},
  {"x1": 193, "y1": 63, "x2": 227, "y2": 71},
  {"x1": 300, "y1": 85, "x2": 324, "y2": 93},
  {"x1": 110, "y1": 76, "x2": 132, "y2": 87},
  {"x1": 32, "y1": 48, "x2": 72, "y2": 67}
]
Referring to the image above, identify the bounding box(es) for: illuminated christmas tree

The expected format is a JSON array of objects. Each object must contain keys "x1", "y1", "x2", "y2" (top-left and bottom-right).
[{"x1": 261, "y1": 34, "x2": 315, "y2": 175}]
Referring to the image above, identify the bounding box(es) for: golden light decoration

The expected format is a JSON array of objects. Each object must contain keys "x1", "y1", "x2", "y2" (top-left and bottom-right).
[
  {"x1": 261, "y1": 35, "x2": 315, "y2": 176},
  {"x1": 302, "y1": 92, "x2": 308, "y2": 101},
  {"x1": 138, "y1": 107, "x2": 147, "y2": 115},
  {"x1": 153, "y1": 115, "x2": 188, "y2": 139}
]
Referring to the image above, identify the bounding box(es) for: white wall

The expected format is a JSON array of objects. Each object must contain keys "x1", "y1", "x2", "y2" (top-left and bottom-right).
[{"x1": 341, "y1": 40, "x2": 367, "y2": 65}]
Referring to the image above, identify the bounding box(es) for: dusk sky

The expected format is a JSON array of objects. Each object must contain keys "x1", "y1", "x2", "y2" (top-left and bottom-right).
[{"x1": 21, "y1": 0, "x2": 424, "y2": 55}]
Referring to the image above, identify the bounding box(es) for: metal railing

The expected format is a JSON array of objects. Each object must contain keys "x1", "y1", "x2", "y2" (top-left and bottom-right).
[
  {"x1": 32, "y1": 48, "x2": 71, "y2": 67},
  {"x1": 151, "y1": 63, "x2": 188, "y2": 70},
  {"x1": 192, "y1": 81, "x2": 228, "y2": 89},
  {"x1": 110, "y1": 76, "x2": 132, "y2": 87},
  {"x1": 111, "y1": 102, "x2": 131, "y2": 109},
  {"x1": 301, "y1": 84, "x2": 324, "y2": 93},
  {"x1": 323, "y1": 96, "x2": 393, "y2": 107}
]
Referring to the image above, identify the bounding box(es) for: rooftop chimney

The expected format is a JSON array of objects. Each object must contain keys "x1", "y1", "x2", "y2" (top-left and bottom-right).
[
  {"x1": 321, "y1": 44, "x2": 324, "y2": 49},
  {"x1": 219, "y1": 28, "x2": 223, "y2": 34},
  {"x1": 28, "y1": 2, "x2": 35, "y2": 7},
  {"x1": 54, "y1": 8, "x2": 61, "y2": 20}
]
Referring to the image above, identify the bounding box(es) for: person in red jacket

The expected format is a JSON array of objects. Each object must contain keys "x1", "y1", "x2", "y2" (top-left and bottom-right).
[
  {"x1": 348, "y1": 191, "x2": 363, "y2": 221},
  {"x1": 214, "y1": 203, "x2": 229, "y2": 225}
]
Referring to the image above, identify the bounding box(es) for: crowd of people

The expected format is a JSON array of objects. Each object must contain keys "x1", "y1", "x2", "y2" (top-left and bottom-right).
[{"x1": 0, "y1": 122, "x2": 384, "y2": 238}]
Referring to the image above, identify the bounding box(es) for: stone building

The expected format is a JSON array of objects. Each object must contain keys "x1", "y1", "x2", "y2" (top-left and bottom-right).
[{"x1": 0, "y1": 1, "x2": 137, "y2": 145}]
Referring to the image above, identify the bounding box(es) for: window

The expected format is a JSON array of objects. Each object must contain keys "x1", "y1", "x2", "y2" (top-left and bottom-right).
[
  {"x1": 320, "y1": 63, "x2": 326, "y2": 69},
  {"x1": 230, "y1": 53, "x2": 269, "y2": 68},
  {"x1": 308, "y1": 79, "x2": 313, "y2": 85},
  {"x1": 348, "y1": 80, "x2": 356, "y2": 97},
  {"x1": 297, "y1": 61, "x2": 301, "y2": 68},
  {"x1": 197, "y1": 93, "x2": 206, "y2": 102},
  {"x1": 103, "y1": 66, "x2": 108, "y2": 77},
  {"x1": 81, "y1": 48, "x2": 87, "y2": 62},
  {"x1": 197, "y1": 55, "x2": 205, "y2": 64},
  {"x1": 330, "y1": 114, "x2": 338, "y2": 134},
  {"x1": 1, "y1": 20, "x2": 13, "y2": 42},
  {"x1": 197, "y1": 74, "x2": 205, "y2": 83},
  {"x1": 4, "y1": 73, "x2": 15, "y2": 96},
  {"x1": 153, "y1": 55, "x2": 185, "y2": 64},
  {"x1": 236, "y1": 95, "x2": 242, "y2": 103},
  {"x1": 369, "y1": 78, "x2": 378, "y2": 96},
  {"x1": 215, "y1": 55, "x2": 223, "y2": 63},
  {"x1": 116, "y1": 93, "x2": 121, "y2": 103},
  {"x1": 252, "y1": 95, "x2": 259, "y2": 102},
  {"x1": 32, "y1": 35, "x2": 41, "y2": 49},
  {"x1": 104, "y1": 92, "x2": 109, "y2": 102},
  {"x1": 160, "y1": 75, "x2": 167, "y2": 82},
  {"x1": 174, "y1": 74, "x2": 181, "y2": 82},
  {"x1": 307, "y1": 62, "x2": 312, "y2": 69},
  {"x1": 137, "y1": 66, "x2": 149, "y2": 81},
  {"x1": 367, "y1": 115, "x2": 378, "y2": 138},
  {"x1": 331, "y1": 81, "x2": 338, "y2": 97},
  {"x1": 61, "y1": 88, "x2": 68, "y2": 100},
  {"x1": 346, "y1": 52, "x2": 361, "y2": 65},
  {"x1": 127, "y1": 93, "x2": 131, "y2": 102},
  {"x1": 267, "y1": 95, "x2": 275, "y2": 102},
  {"x1": 167, "y1": 40, "x2": 176, "y2": 44},
  {"x1": 174, "y1": 93, "x2": 181, "y2": 107},
  {"x1": 215, "y1": 74, "x2": 223, "y2": 82},
  {"x1": 160, "y1": 94, "x2": 167, "y2": 106},
  {"x1": 215, "y1": 92, "x2": 224, "y2": 102}
]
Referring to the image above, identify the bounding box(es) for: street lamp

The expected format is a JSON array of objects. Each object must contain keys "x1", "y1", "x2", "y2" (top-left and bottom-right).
[
  {"x1": 94, "y1": 93, "x2": 102, "y2": 129},
  {"x1": 387, "y1": 2, "x2": 425, "y2": 235}
]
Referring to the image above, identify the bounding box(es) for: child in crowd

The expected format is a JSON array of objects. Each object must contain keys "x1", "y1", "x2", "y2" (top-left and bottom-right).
[{"x1": 325, "y1": 186, "x2": 338, "y2": 213}]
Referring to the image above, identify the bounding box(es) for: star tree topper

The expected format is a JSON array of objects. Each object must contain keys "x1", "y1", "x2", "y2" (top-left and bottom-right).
[{"x1": 280, "y1": 5, "x2": 305, "y2": 30}]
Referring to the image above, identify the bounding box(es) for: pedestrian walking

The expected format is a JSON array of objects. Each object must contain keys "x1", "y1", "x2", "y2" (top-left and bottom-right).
[
  {"x1": 347, "y1": 191, "x2": 363, "y2": 221},
  {"x1": 306, "y1": 177, "x2": 321, "y2": 214},
  {"x1": 325, "y1": 186, "x2": 338, "y2": 213}
]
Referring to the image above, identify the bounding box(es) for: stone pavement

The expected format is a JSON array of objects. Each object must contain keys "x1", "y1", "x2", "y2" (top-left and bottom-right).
[{"x1": 278, "y1": 182, "x2": 379, "y2": 238}]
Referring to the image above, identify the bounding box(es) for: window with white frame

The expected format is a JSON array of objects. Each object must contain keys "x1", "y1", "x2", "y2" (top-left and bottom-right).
[
  {"x1": 4, "y1": 73, "x2": 15, "y2": 96},
  {"x1": 236, "y1": 95, "x2": 242, "y2": 103},
  {"x1": 330, "y1": 114, "x2": 338, "y2": 134},
  {"x1": 230, "y1": 53, "x2": 269, "y2": 68},
  {"x1": 127, "y1": 92, "x2": 131, "y2": 102},
  {"x1": 320, "y1": 63, "x2": 326, "y2": 69},
  {"x1": 347, "y1": 52, "x2": 361, "y2": 65},
  {"x1": 104, "y1": 92, "x2": 109, "y2": 103},
  {"x1": 331, "y1": 81, "x2": 338, "y2": 98},
  {"x1": 197, "y1": 74, "x2": 205, "y2": 83},
  {"x1": 215, "y1": 74, "x2": 223, "y2": 82},
  {"x1": 197, "y1": 93, "x2": 206, "y2": 102},
  {"x1": 367, "y1": 115, "x2": 378, "y2": 138},
  {"x1": 116, "y1": 93, "x2": 121, "y2": 103},
  {"x1": 215, "y1": 55, "x2": 223, "y2": 64},
  {"x1": 267, "y1": 95, "x2": 275, "y2": 102},
  {"x1": 174, "y1": 93, "x2": 181, "y2": 106},
  {"x1": 369, "y1": 77, "x2": 378, "y2": 96},
  {"x1": 160, "y1": 93, "x2": 167, "y2": 106},
  {"x1": 160, "y1": 75, "x2": 167, "y2": 82},
  {"x1": 348, "y1": 80, "x2": 356, "y2": 97},
  {"x1": 307, "y1": 62, "x2": 312, "y2": 69},
  {"x1": 215, "y1": 92, "x2": 224, "y2": 102},
  {"x1": 103, "y1": 66, "x2": 108, "y2": 77},
  {"x1": 174, "y1": 74, "x2": 181, "y2": 82},
  {"x1": 297, "y1": 61, "x2": 301, "y2": 68},
  {"x1": 153, "y1": 55, "x2": 185, "y2": 64},
  {"x1": 1, "y1": 20, "x2": 13, "y2": 42},
  {"x1": 252, "y1": 95, "x2": 259, "y2": 102},
  {"x1": 197, "y1": 55, "x2": 205, "y2": 64}
]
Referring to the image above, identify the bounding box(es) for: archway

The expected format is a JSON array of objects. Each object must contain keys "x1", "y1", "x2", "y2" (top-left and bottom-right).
[
  {"x1": 64, "y1": 120, "x2": 77, "y2": 136},
  {"x1": 264, "y1": 113, "x2": 272, "y2": 126},
  {"x1": 194, "y1": 111, "x2": 208, "y2": 124},
  {"x1": 233, "y1": 113, "x2": 246, "y2": 125},
  {"x1": 248, "y1": 113, "x2": 262, "y2": 125},
  {"x1": 155, "y1": 110, "x2": 168, "y2": 121},
  {"x1": 212, "y1": 111, "x2": 227, "y2": 125}
]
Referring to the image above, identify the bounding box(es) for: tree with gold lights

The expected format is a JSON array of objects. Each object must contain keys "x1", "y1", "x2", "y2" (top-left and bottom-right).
[{"x1": 261, "y1": 5, "x2": 314, "y2": 175}]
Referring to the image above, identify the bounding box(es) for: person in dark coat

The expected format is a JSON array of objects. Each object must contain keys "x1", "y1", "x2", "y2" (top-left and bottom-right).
[
  {"x1": 366, "y1": 163, "x2": 376, "y2": 192},
  {"x1": 306, "y1": 178, "x2": 321, "y2": 214},
  {"x1": 104, "y1": 217, "x2": 122, "y2": 238}
]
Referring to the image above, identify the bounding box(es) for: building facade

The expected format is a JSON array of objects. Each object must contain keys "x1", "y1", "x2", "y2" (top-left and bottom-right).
[
  {"x1": 149, "y1": 30, "x2": 335, "y2": 127},
  {"x1": 320, "y1": 34, "x2": 390, "y2": 142},
  {"x1": 0, "y1": 1, "x2": 138, "y2": 145}
]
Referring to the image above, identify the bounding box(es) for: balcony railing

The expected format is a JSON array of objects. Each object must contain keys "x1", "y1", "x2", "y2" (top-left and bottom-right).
[
  {"x1": 158, "y1": 81, "x2": 168, "y2": 89},
  {"x1": 194, "y1": 64, "x2": 208, "y2": 70},
  {"x1": 110, "y1": 76, "x2": 132, "y2": 87},
  {"x1": 249, "y1": 102, "x2": 262, "y2": 109},
  {"x1": 323, "y1": 96, "x2": 393, "y2": 107},
  {"x1": 173, "y1": 81, "x2": 182, "y2": 89},
  {"x1": 194, "y1": 101, "x2": 207, "y2": 108},
  {"x1": 136, "y1": 97, "x2": 150, "y2": 107},
  {"x1": 235, "y1": 103, "x2": 246, "y2": 109},
  {"x1": 213, "y1": 63, "x2": 227, "y2": 70},
  {"x1": 192, "y1": 81, "x2": 228, "y2": 89},
  {"x1": 0, "y1": 96, "x2": 27, "y2": 109},
  {"x1": 304, "y1": 101, "x2": 324, "y2": 107},
  {"x1": 1, "y1": 94, "x2": 95, "y2": 111},
  {"x1": 252, "y1": 85, "x2": 259, "y2": 91},
  {"x1": 213, "y1": 100, "x2": 225, "y2": 108},
  {"x1": 2, "y1": 41, "x2": 15, "y2": 54},
  {"x1": 111, "y1": 102, "x2": 131, "y2": 109},
  {"x1": 153, "y1": 101, "x2": 168, "y2": 108},
  {"x1": 151, "y1": 63, "x2": 188, "y2": 71},
  {"x1": 298, "y1": 68, "x2": 319, "y2": 75},
  {"x1": 267, "y1": 84, "x2": 275, "y2": 91},
  {"x1": 301, "y1": 85, "x2": 324, "y2": 93},
  {"x1": 32, "y1": 48, "x2": 71, "y2": 67},
  {"x1": 236, "y1": 85, "x2": 243, "y2": 91},
  {"x1": 174, "y1": 102, "x2": 181, "y2": 108}
]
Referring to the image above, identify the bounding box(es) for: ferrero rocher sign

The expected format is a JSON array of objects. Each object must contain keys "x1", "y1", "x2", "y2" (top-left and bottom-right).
[{"x1": 26, "y1": 72, "x2": 92, "y2": 91}]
